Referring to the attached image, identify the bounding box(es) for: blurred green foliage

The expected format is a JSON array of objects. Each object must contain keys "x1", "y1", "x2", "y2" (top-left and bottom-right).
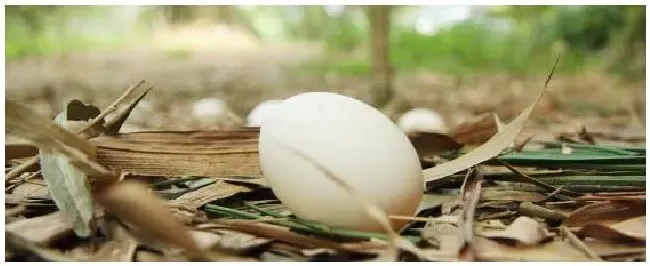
[
  {"x1": 5, "y1": 6, "x2": 149, "y2": 59},
  {"x1": 305, "y1": 6, "x2": 644, "y2": 78},
  {"x1": 5, "y1": 5, "x2": 645, "y2": 79}
]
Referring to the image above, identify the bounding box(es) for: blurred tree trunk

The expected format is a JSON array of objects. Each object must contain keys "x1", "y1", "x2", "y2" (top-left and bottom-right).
[
  {"x1": 163, "y1": 6, "x2": 194, "y2": 24},
  {"x1": 367, "y1": 6, "x2": 393, "y2": 109},
  {"x1": 216, "y1": 5, "x2": 235, "y2": 24}
]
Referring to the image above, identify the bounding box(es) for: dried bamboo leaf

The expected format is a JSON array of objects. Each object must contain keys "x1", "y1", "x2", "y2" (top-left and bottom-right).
[{"x1": 423, "y1": 56, "x2": 559, "y2": 182}]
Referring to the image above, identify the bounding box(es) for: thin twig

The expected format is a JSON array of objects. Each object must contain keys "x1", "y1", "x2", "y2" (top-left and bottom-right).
[
  {"x1": 4, "y1": 80, "x2": 145, "y2": 182},
  {"x1": 6, "y1": 170, "x2": 42, "y2": 192}
]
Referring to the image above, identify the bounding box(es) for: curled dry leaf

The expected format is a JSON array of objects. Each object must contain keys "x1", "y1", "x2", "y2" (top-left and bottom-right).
[
  {"x1": 577, "y1": 216, "x2": 645, "y2": 242},
  {"x1": 94, "y1": 180, "x2": 205, "y2": 260},
  {"x1": 481, "y1": 216, "x2": 553, "y2": 246}
]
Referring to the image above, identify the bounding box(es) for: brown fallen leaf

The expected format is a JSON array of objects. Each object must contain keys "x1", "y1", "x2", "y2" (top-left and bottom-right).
[
  {"x1": 448, "y1": 112, "x2": 500, "y2": 146},
  {"x1": 577, "y1": 216, "x2": 645, "y2": 242},
  {"x1": 563, "y1": 201, "x2": 645, "y2": 227},
  {"x1": 407, "y1": 131, "x2": 463, "y2": 158},
  {"x1": 94, "y1": 180, "x2": 206, "y2": 260},
  {"x1": 480, "y1": 216, "x2": 553, "y2": 246},
  {"x1": 457, "y1": 167, "x2": 484, "y2": 261}
]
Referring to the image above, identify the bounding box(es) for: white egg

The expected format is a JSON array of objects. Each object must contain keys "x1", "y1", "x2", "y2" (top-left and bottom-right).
[
  {"x1": 258, "y1": 92, "x2": 423, "y2": 233},
  {"x1": 246, "y1": 99, "x2": 282, "y2": 127},
  {"x1": 397, "y1": 108, "x2": 448, "y2": 133},
  {"x1": 192, "y1": 98, "x2": 227, "y2": 124}
]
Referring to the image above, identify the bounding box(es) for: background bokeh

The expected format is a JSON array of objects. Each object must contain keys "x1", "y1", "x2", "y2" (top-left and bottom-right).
[{"x1": 4, "y1": 5, "x2": 646, "y2": 135}]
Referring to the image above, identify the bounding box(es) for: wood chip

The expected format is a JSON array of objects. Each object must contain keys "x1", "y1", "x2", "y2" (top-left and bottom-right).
[{"x1": 168, "y1": 180, "x2": 252, "y2": 210}]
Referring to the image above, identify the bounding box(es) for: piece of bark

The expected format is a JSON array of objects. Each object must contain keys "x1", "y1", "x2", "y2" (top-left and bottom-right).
[
  {"x1": 91, "y1": 129, "x2": 261, "y2": 178},
  {"x1": 168, "y1": 180, "x2": 252, "y2": 210}
]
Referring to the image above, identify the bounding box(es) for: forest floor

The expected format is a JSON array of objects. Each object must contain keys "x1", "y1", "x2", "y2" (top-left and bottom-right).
[{"x1": 5, "y1": 24, "x2": 646, "y2": 262}]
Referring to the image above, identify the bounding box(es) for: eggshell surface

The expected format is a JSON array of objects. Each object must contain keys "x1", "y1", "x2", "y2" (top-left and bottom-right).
[{"x1": 258, "y1": 92, "x2": 424, "y2": 232}]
